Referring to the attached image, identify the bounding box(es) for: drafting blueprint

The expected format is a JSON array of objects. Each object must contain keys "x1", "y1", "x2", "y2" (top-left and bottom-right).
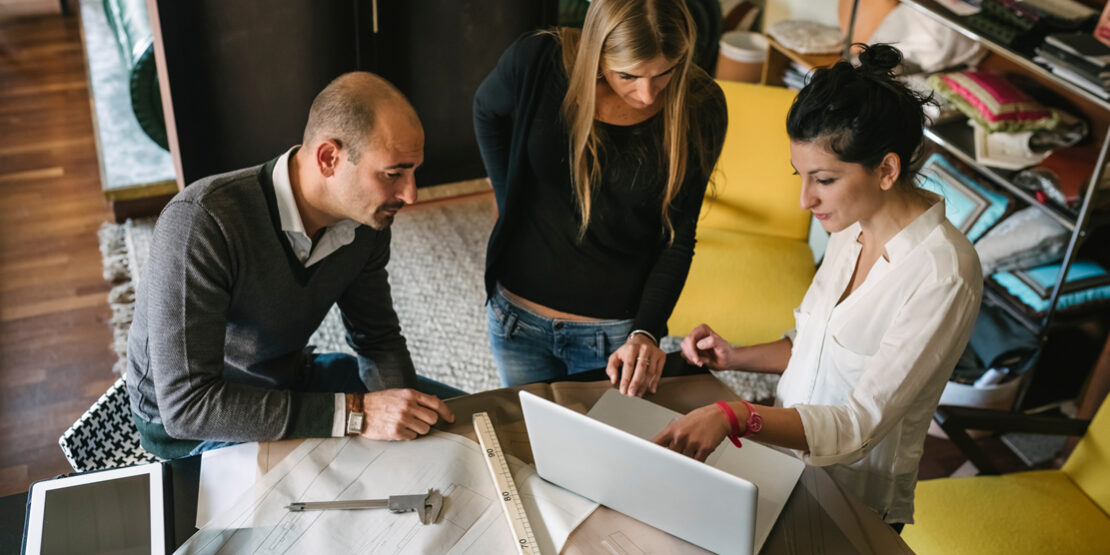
[{"x1": 175, "y1": 431, "x2": 597, "y2": 554}]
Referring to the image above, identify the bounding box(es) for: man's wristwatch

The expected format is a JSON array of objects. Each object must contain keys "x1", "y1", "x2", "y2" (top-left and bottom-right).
[{"x1": 345, "y1": 394, "x2": 365, "y2": 436}]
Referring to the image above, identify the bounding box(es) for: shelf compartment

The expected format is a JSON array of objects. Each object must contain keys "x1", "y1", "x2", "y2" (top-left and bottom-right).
[
  {"x1": 983, "y1": 281, "x2": 1045, "y2": 336},
  {"x1": 761, "y1": 36, "x2": 842, "y2": 88},
  {"x1": 900, "y1": 0, "x2": 1110, "y2": 112},
  {"x1": 924, "y1": 119, "x2": 1083, "y2": 231}
]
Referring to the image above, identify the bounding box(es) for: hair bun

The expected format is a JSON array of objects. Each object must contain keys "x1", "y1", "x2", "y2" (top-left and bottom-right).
[{"x1": 856, "y1": 43, "x2": 902, "y2": 77}]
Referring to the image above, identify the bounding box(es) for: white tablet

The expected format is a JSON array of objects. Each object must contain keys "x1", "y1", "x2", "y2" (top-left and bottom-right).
[{"x1": 23, "y1": 462, "x2": 168, "y2": 555}]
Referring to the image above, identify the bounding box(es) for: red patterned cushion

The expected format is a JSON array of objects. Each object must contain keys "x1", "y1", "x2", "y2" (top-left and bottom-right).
[{"x1": 928, "y1": 71, "x2": 1059, "y2": 132}]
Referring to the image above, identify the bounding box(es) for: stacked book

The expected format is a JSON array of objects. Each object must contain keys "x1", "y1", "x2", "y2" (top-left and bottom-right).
[
  {"x1": 964, "y1": 0, "x2": 1097, "y2": 56},
  {"x1": 781, "y1": 61, "x2": 808, "y2": 91},
  {"x1": 1035, "y1": 32, "x2": 1110, "y2": 99}
]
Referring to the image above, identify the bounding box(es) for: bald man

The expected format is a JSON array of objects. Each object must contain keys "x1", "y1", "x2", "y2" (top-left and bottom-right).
[{"x1": 126, "y1": 72, "x2": 463, "y2": 459}]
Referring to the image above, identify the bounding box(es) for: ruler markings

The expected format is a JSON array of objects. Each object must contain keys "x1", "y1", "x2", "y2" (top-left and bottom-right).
[{"x1": 473, "y1": 412, "x2": 542, "y2": 554}]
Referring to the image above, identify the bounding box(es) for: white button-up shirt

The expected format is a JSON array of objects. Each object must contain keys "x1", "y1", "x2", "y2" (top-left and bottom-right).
[
  {"x1": 272, "y1": 147, "x2": 359, "y2": 268},
  {"x1": 777, "y1": 198, "x2": 982, "y2": 523}
]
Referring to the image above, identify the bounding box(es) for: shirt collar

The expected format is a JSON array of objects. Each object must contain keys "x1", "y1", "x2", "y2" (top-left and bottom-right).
[
  {"x1": 883, "y1": 193, "x2": 947, "y2": 262},
  {"x1": 272, "y1": 146, "x2": 307, "y2": 236}
]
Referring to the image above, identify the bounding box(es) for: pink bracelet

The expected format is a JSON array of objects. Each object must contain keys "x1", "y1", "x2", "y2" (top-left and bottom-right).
[{"x1": 715, "y1": 401, "x2": 744, "y2": 448}]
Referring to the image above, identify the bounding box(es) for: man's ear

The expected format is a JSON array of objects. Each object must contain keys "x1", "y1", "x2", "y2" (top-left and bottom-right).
[
  {"x1": 315, "y1": 140, "x2": 342, "y2": 178},
  {"x1": 878, "y1": 152, "x2": 901, "y2": 192}
]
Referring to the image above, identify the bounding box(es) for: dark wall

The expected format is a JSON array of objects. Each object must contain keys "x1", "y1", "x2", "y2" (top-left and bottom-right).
[
  {"x1": 156, "y1": 0, "x2": 557, "y2": 187},
  {"x1": 157, "y1": 1, "x2": 359, "y2": 185},
  {"x1": 372, "y1": 1, "x2": 556, "y2": 186}
]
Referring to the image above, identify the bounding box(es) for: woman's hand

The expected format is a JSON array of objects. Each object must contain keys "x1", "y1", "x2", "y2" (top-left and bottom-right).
[
  {"x1": 606, "y1": 333, "x2": 665, "y2": 397},
  {"x1": 651, "y1": 404, "x2": 732, "y2": 462},
  {"x1": 680, "y1": 324, "x2": 735, "y2": 370}
]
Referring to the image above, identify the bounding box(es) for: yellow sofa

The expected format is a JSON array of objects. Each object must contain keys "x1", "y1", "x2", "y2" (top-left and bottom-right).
[
  {"x1": 903, "y1": 398, "x2": 1110, "y2": 554},
  {"x1": 667, "y1": 81, "x2": 814, "y2": 345}
]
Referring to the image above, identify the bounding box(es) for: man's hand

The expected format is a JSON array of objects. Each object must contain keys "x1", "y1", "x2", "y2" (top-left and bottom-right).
[
  {"x1": 605, "y1": 333, "x2": 665, "y2": 397},
  {"x1": 680, "y1": 324, "x2": 735, "y2": 370},
  {"x1": 651, "y1": 404, "x2": 732, "y2": 462},
  {"x1": 359, "y1": 389, "x2": 455, "y2": 440}
]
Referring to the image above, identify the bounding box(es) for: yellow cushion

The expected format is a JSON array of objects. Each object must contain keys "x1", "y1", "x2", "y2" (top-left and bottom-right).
[
  {"x1": 704, "y1": 81, "x2": 809, "y2": 241},
  {"x1": 668, "y1": 229, "x2": 814, "y2": 345},
  {"x1": 1064, "y1": 398, "x2": 1110, "y2": 516},
  {"x1": 903, "y1": 470, "x2": 1110, "y2": 555}
]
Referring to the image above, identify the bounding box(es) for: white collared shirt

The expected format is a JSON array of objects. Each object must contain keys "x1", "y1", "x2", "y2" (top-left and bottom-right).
[
  {"x1": 272, "y1": 147, "x2": 361, "y2": 437},
  {"x1": 777, "y1": 198, "x2": 982, "y2": 523},
  {"x1": 272, "y1": 147, "x2": 359, "y2": 268}
]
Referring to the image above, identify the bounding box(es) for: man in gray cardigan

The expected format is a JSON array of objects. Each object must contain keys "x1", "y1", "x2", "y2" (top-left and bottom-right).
[{"x1": 126, "y1": 72, "x2": 462, "y2": 459}]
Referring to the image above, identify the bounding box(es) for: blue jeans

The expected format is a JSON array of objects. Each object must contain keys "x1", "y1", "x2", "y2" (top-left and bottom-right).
[
  {"x1": 295, "y1": 352, "x2": 467, "y2": 400},
  {"x1": 187, "y1": 353, "x2": 466, "y2": 456},
  {"x1": 487, "y1": 286, "x2": 634, "y2": 386}
]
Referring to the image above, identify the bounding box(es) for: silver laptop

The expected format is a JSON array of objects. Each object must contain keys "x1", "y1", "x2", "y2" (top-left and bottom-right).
[{"x1": 520, "y1": 389, "x2": 804, "y2": 554}]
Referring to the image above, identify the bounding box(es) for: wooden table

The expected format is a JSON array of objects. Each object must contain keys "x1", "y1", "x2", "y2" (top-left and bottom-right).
[
  {"x1": 214, "y1": 368, "x2": 910, "y2": 550},
  {"x1": 422, "y1": 373, "x2": 911, "y2": 554},
  {"x1": 27, "y1": 370, "x2": 910, "y2": 554},
  {"x1": 208, "y1": 370, "x2": 910, "y2": 552}
]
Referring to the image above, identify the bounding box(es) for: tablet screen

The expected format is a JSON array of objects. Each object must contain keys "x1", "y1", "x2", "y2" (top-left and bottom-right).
[{"x1": 25, "y1": 463, "x2": 165, "y2": 555}]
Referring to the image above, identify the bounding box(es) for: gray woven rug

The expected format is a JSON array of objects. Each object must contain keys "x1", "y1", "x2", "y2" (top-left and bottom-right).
[{"x1": 98, "y1": 194, "x2": 776, "y2": 400}]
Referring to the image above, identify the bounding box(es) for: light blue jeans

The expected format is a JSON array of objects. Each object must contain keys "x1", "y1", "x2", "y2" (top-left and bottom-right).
[
  {"x1": 487, "y1": 286, "x2": 634, "y2": 386},
  {"x1": 188, "y1": 353, "x2": 466, "y2": 456}
]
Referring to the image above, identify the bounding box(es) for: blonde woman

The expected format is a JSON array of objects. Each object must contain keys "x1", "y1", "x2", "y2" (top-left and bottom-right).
[{"x1": 473, "y1": 0, "x2": 727, "y2": 395}]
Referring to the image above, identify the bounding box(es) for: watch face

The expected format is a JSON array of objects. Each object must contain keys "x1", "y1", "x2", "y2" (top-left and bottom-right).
[
  {"x1": 347, "y1": 412, "x2": 365, "y2": 436},
  {"x1": 749, "y1": 413, "x2": 763, "y2": 433}
]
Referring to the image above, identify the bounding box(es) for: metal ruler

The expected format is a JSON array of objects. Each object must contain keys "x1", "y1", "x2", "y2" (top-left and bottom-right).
[{"x1": 472, "y1": 412, "x2": 541, "y2": 554}]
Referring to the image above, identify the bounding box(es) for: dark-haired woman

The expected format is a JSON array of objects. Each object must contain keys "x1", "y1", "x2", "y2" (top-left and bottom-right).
[
  {"x1": 473, "y1": 0, "x2": 726, "y2": 395},
  {"x1": 652, "y1": 44, "x2": 982, "y2": 529}
]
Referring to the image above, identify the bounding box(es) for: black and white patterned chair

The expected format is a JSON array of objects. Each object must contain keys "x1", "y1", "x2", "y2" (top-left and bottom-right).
[{"x1": 58, "y1": 376, "x2": 161, "y2": 472}]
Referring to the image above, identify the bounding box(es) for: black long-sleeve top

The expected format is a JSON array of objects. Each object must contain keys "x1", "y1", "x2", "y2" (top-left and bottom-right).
[{"x1": 473, "y1": 32, "x2": 726, "y2": 338}]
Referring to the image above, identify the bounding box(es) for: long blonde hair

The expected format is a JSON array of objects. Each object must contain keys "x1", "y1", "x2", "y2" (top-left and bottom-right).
[{"x1": 555, "y1": 0, "x2": 713, "y2": 241}]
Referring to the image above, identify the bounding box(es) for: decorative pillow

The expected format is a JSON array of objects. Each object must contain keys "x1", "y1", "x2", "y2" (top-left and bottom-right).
[
  {"x1": 766, "y1": 20, "x2": 843, "y2": 54},
  {"x1": 927, "y1": 71, "x2": 1059, "y2": 133},
  {"x1": 901, "y1": 73, "x2": 965, "y2": 125},
  {"x1": 919, "y1": 153, "x2": 1011, "y2": 242},
  {"x1": 975, "y1": 206, "x2": 1070, "y2": 275},
  {"x1": 991, "y1": 260, "x2": 1110, "y2": 316}
]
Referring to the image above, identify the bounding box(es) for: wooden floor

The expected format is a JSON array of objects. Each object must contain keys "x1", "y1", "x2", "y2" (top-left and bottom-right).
[
  {"x1": 0, "y1": 9, "x2": 1049, "y2": 500},
  {"x1": 0, "y1": 10, "x2": 117, "y2": 497}
]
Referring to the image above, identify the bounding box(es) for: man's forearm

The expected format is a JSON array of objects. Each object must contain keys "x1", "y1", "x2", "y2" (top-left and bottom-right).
[{"x1": 357, "y1": 349, "x2": 417, "y2": 391}]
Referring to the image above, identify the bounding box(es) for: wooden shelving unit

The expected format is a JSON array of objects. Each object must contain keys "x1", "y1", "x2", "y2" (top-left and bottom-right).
[
  {"x1": 893, "y1": 0, "x2": 1110, "y2": 338},
  {"x1": 761, "y1": 36, "x2": 842, "y2": 87},
  {"x1": 901, "y1": 0, "x2": 1110, "y2": 111}
]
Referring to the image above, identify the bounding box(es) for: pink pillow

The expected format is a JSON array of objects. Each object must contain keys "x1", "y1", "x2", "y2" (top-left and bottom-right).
[{"x1": 927, "y1": 71, "x2": 1059, "y2": 132}]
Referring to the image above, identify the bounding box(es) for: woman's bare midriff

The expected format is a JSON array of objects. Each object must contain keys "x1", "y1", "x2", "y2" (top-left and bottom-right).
[{"x1": 499, "y1": 286, "x2": 605, "y2": 322}]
